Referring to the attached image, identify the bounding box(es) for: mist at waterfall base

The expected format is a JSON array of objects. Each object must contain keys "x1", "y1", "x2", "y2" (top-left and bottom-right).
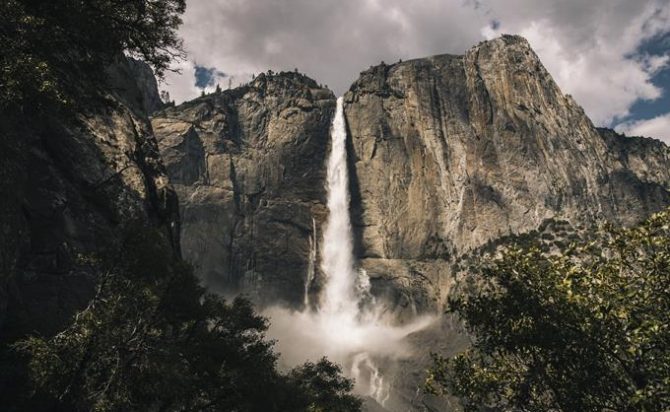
[{"x1": 264, "y1": 97, "x2": 436, "y2": 408}]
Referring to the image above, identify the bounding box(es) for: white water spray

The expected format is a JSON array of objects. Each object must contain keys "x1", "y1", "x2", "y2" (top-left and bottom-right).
[
  {"x1": 352, "y1": 352, "x2": 391, "y2": 405},
  {"x1": 320, "y1": 97, "x2": 365, "y2": 316},
  {"x1": 319, "y1": 97, "x2": 390, "y2": 401},
  {"x1": 266, "y1": 97, "x2": 435, "y2": 408}
]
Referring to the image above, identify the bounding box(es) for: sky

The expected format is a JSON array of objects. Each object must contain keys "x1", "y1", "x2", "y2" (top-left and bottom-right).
[{"x1": 161, "y1": 0, "x2": 670, "y2": 143}]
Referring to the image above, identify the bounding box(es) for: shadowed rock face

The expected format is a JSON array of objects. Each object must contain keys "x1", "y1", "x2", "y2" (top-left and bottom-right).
[
  {"x1": 598, "y1": 127, "x2": 670, "y2": 215},
  {"x1": 0, "y1": 58, "x2": 179, "y2": 340},
  {"x1": 343, "y1": 35, "x2": 670, "y2": 311},
  {"x1": 152, "y1": 72, "x2": 335, "y2": 305}
]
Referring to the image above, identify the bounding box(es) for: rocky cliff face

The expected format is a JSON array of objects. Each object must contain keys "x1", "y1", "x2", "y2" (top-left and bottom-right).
[
  {"x1": 151, "y1": 73, "x2": 335, "y2": 305},
  {"x1": 108, "y1": 57, "x2": 165, "y2": 115},
  {"x1": 0, "y1": 58, "x2": 179, "y2": 340},
  {"x1": 149, "y1": 36, "x2": 670, "y2": 316},
  {"x1": 598, "y1": 127, "x2": 670, "y2": 214},
  {"x1": 9, "y1": 36, "x2": 661, "y2": 412},
  {"x1": 343, "y1": 35, "x2": 670, "y2": 312}
]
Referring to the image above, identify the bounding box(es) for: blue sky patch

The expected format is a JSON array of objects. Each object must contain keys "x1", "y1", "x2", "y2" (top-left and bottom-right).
[
  {"x1": 194, "y1": 65, "x2": 227, "y2": 89},
  {"x1": 615, "y1": 33, "x2": 670, "y2": 127}
]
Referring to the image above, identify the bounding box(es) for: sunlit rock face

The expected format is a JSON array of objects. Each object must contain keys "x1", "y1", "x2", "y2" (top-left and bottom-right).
[
  {"x1": 343, "y1": 35, "x2": 670, "y2": 311},
  {"x1": 152, "y1": 35, "x2": 670, "y2": 315},
  {"x1": 152, "y1": 72, "x2": 335, "y2": 305}
]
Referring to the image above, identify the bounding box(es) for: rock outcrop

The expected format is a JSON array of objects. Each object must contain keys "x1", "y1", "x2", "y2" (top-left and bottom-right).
[
  {"x1": 598, "y1": 127, "x2": 670, "y2": 215},
  {"x1": 149, "y1": 36, "x2": 670, "y2": 316},
  {"x1": 343, "y1": 35, "x2": 670, "y2": 312},
  {"x1": 0, "y1": 58, "x2": 179, "y2": 340},
  {"x1": 151, "y1": 72, "x2": 335, "y2": 305},
  {"x1": 107, "y1": 57, "x2": 165, "y2": 115}
]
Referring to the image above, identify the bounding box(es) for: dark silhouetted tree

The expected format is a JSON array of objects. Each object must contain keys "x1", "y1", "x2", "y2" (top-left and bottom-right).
[
  {"x1": 16, "y1": 227, "x2": 362, "y2": 412},
  {"x1": 0, "y1": 0, "x2": 186, "y2": 113}
]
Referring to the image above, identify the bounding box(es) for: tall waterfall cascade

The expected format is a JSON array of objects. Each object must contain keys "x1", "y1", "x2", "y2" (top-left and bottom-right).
[
  {"x1": 269, "y1": 97, "x2": 434, "y2": 410},
  {"x1": 320, "y1": 97, "x2": 369, "y2": 316},
  {"x1": 318, "y1": 97, "x2": 389, "y2": 402}
]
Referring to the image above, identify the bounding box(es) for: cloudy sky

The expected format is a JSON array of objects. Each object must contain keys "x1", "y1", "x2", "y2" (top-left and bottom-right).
[{"x1": 162, "y1": 0, "x2": 670, "y2": 142}]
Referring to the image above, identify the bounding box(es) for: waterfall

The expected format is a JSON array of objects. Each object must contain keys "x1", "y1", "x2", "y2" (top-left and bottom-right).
[
  {"x1": 352, "y1": 353, "x2": 390, "y2": 405},
  {"x1": 320, "y1": 97, "x2": 361, "y2": 316},
  {"x1": 265, "y1": 96, "x2": 435, "y2": 410},
  {"x1": 319, "y1": 97, "x2": 391, "y2": 405}
]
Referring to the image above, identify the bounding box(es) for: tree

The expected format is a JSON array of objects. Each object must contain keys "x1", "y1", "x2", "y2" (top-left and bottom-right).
[
  {"x1": 0, "y1": 0, "x2": 186, "y2": 113},
  {"x1": 159, "y1": 90, "x2": 171, "y2": 104},
  {"x1": 15, "y1": 227, "x2": 361, "y2": 412},
  {"x1": 428, "y1": 208, "x2": 670, "y2": 411},
  {"x1": 287, "y1": 358, "x2": 363, "y2": 412}
]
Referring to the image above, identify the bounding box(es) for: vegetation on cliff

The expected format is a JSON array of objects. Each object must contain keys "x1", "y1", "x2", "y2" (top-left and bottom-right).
[{"x1": 429, "y1": 208, "x2": 670, "y2": 411}]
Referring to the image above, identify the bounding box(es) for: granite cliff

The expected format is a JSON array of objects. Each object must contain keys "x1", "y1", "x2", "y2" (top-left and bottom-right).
[
  {"x1": 152, "y1": 72, "x2": 335, "y2": 305},
  {"x1": 0, "y1": 58, "x2": 179, "y2": 342},
  {"x1": 152, "y1": 36, "x2": 670, "y2": 314},
  {"x1": 344, "y1": 35, "x2": 670, "y2": 314}
]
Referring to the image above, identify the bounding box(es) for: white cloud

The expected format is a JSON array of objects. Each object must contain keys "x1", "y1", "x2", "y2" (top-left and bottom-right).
[
  {"x1": 482, "y1": 0, "x2": 670, "y2": 125},
  {"x1": 172, "y1": 0, "x2": 484, "y2": 95},
  {"x1": 616, "y1": 112, "x2": 670, "y2": 143},
  {"x1": 163, "y1": 0, "x2": 670, "y2": 127},
  {"x1": 159, "y1": 60, "x2": 254, "y2": 104},
  {"x1": 161, "y1": 60, "x2": 198, "y2": 104},
  {"x1": 643, "y1": 54, "x2": 670, "y2": 73}
]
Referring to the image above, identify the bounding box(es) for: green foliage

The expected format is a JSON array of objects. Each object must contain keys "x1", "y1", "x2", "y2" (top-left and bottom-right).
[
  {"x1": 428, "y1": 209, "x2": 670, "y2": 411},
  {"x1": 287, "y1": 358, "x2": 363, "y2": 412},
  {"x1": 15, "y1": 227, "x2": 361, "y2": 412},
  {"x1": 0, "y1": 0, "x2": 185, "y2": 113}
]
